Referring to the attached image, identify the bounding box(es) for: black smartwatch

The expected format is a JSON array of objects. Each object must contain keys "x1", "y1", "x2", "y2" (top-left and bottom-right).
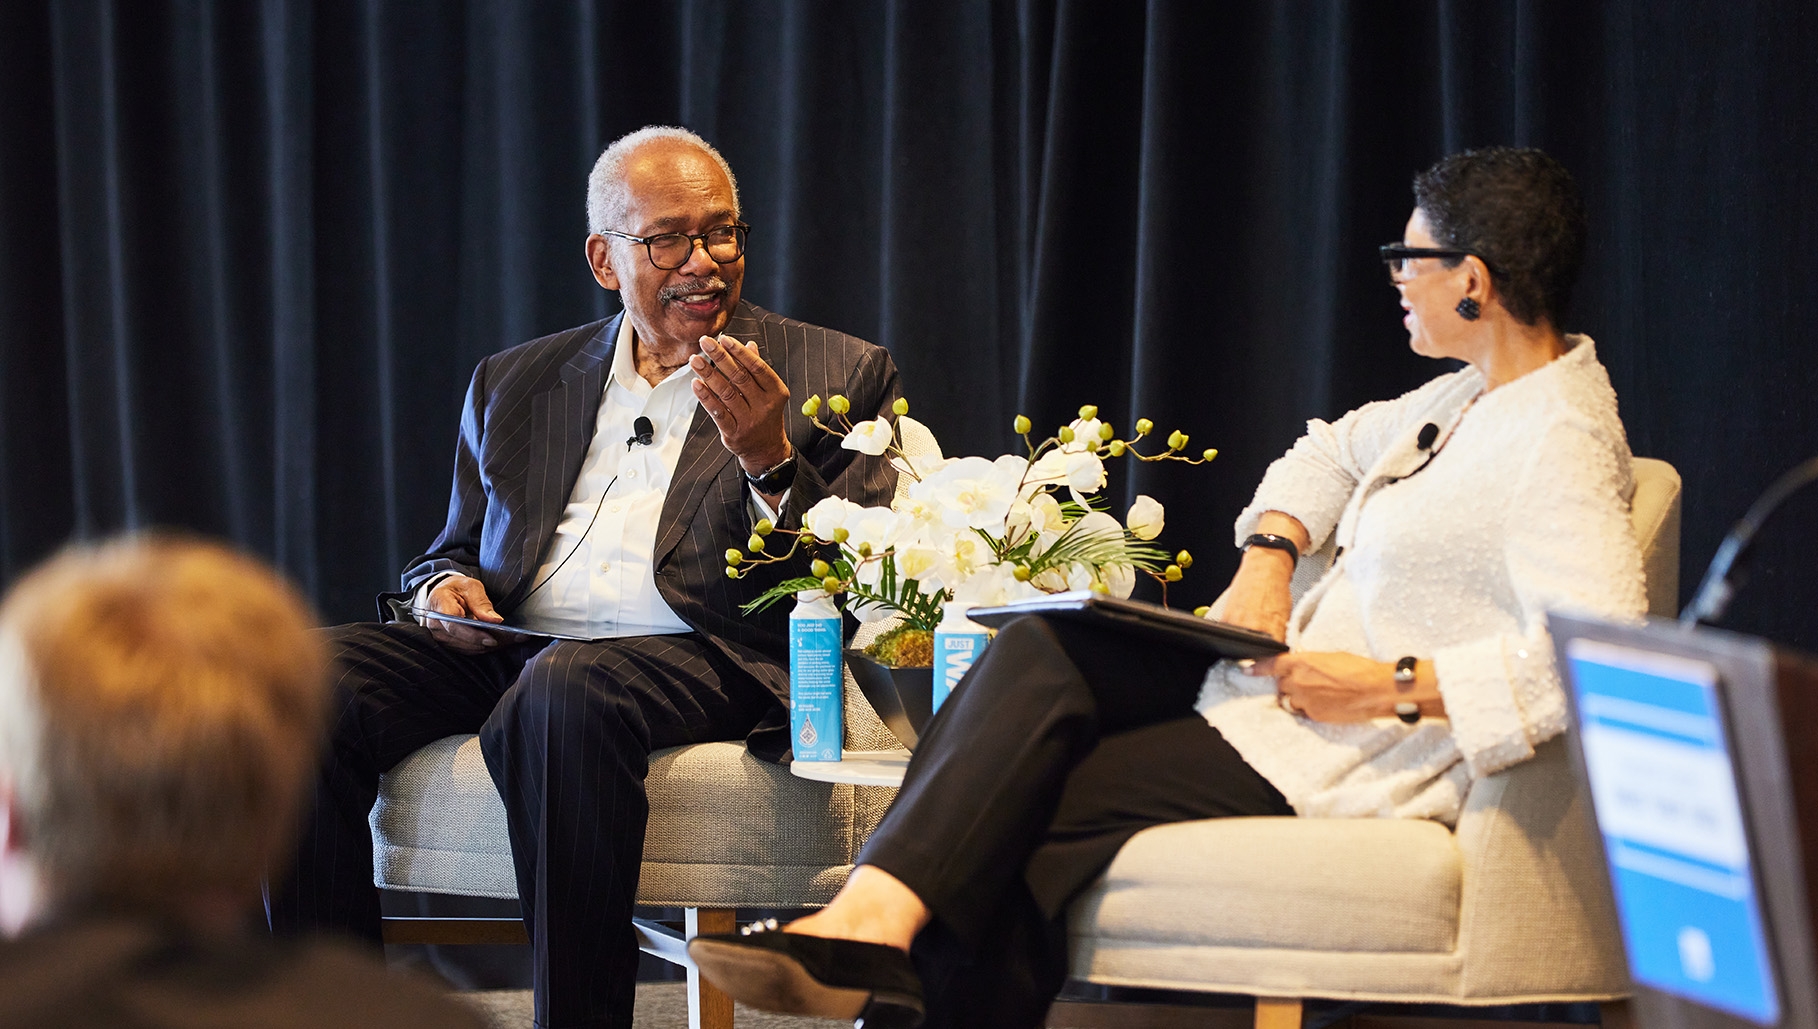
[
  {"x1": 1393, "y1": 656, "x2": 1421, "y2": 724},
  {"x1": 1242, "y1": 532, "x2": 1300, "y2": 568},
  {"x1": 745, "y1": 452, "x2": 797, "y2": 495}
]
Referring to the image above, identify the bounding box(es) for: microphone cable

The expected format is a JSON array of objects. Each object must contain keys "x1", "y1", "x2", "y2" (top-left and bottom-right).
[{"x1": 512, "y1": 415, "x2": 656, "y2": 609}]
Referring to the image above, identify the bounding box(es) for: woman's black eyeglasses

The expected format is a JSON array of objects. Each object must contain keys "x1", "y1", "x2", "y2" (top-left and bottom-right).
[
  {"x1": 1378, "y1": 243, "x2": 1495, "y2": 284},
  {"x1": 598, "y1": 223, "x2": 750, "y2": 270}
]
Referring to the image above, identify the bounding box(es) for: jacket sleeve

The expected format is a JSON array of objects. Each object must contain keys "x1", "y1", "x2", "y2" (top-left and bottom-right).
[
  {"x1": 1234, "y1": 383, "x2": 1442, "y2": 551},
  {"x1": 1431, "y1": 412, "x2": 1649, "y2": 778}
]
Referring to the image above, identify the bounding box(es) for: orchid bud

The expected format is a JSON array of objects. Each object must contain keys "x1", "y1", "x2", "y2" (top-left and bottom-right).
[
  {"x1": 1176, "y1": 550, "x2": 1194, "y2": 569},
  {"x1": 822, "y1": 576, "x2": 842, "y2": 593},
  {"x1": 747, "y1": 534, "x2": 765, "y2": 552},
  {"x1": 1193, "y1": 605, "x2": 1211, "y2": 618},
  {"x1": 802, "y1": 394, "x2": 822, "y2": 417},
  {"x1": 810, "y1": 559, "x2": 832, "y2": 578},
  {"x1": 1089, "y1": 580, "x2": 1111, "y2": 594},
  {"x1": 832, "y1": 528, "x2": 850, "y2": 543},
  {"x1": 857, "y1": 542, "x2": 872, "y2": 558},
  {"x1": 829, "y1": 395, "x2": 851, "y2": 415},
  {"x1": 1165, "y1": 564, "x2": 1183, "y2": 582},
  {"x1": 754, "y1": 518, "x2": 774, "y2": 536},
  {"x1": 892, "y1": 397, "x2": 909, "y2": 416},
  {"x1": 725, "y1": 549, "x2": 744, "y2": 567},
  {"x1": 1202, "y1": 448, "x2": 1218, "y2": 462},
  {"x1": 1134, "y1": 418, "x2": 1154, "y2": 436},
  {"x1": 1108, "y1": 440, "x2": 1126, "y2": 457},
  {"x1": 1167, "y1": 430, "x2": 1188, "y2": 451},
  {"x1": 1013, "y1": 564, "x2": 1032, "y2": 582},
  {"x1": 1014, "y1": 414, "x2": 1032, "y2": 435},
  {"x1": 1098, "y1": 423, "x2": 1115, "y2": 440},
  {"x1": 1078, "y1": 404, "x2": 1098, "y2": 420},
  {"x1": 726, "y1": 567, "x2": 740, "y2": 579},
  {"x1": 1058, "y1": 426, "x2": 1075, "y2": 444}
]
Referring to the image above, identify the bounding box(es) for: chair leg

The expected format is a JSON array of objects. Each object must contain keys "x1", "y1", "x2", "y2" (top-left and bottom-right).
[
  {"x1": 685, "y1": 907, "x2": 738, "y2": 1029},
  {"x1": 1253, "y1": 997, "x2": 1302, "y2": 1029}
]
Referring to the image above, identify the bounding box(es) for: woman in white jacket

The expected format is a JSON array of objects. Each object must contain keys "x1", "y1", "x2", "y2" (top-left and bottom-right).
[{"x1": 690, "y1": 147, "x2": 1648, "y2": 1029}]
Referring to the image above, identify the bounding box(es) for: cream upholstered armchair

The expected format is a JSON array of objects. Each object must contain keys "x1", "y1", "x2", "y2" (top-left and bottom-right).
[
  {"x1": 370, "y1": 420, "x2": 938, "y2": 1029},
  {"x1": 1065, "y1": 456, "x2": 1682, "y2": 1027}
]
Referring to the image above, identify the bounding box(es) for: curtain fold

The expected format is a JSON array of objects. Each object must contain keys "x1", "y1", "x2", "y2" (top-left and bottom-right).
[{"x1": 2, "y1": 0, "x2": 1815, "y2": 649}]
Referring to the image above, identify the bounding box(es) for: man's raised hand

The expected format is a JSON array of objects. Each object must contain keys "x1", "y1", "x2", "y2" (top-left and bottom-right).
[{"x1": 689, "y1": 334, "x2": 791, "y2": 474}]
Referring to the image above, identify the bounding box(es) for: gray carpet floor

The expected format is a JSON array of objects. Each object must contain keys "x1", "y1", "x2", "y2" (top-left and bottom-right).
[{"x1": 460, "y1": 985, "x2": 849, "y2": 1029}]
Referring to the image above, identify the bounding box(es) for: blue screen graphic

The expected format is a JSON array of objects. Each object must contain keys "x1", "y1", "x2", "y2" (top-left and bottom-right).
[{"x1": 1567, "y1": 639, "x2": 1780, "y2": 1025}]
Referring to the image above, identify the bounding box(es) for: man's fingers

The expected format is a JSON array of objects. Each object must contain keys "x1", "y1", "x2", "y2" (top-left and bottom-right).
[{"x1": 692, "y1": 379, "x2": 738, "y2": 430}]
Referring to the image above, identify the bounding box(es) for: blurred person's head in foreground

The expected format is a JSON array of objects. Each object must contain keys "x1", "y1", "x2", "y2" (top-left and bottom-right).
[{"x1": 0, "y1": 535, "x2": 326, "y2": 938}]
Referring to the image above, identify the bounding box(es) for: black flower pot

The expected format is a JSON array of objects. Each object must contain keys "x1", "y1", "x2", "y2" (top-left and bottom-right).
[{"x1": 844, "y1": 650, "x2": 934, "y2": 750}]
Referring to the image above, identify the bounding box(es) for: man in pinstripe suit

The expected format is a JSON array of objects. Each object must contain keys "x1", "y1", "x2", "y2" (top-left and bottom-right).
[{"x1": 268, "y1": 127, "x2": 901, "y2": 1029}]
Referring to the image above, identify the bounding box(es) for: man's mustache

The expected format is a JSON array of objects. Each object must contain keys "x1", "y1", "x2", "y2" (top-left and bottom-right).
[{"x1": 658, "y1": 276, "x2": 729, "y2": 304}]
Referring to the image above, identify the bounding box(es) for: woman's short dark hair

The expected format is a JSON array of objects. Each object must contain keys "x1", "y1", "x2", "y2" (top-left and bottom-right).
[{"x1": 1412, "y1": 147, "x2": 1586, "y2": 328}]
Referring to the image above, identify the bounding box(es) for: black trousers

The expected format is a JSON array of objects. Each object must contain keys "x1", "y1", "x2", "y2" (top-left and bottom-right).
[
  {"x1": 859, "y1": 615, "x2": 1293, "y2": 1029},
  {"x1": 266, "y1": 622, "x2": 777, "y2": 1029}
]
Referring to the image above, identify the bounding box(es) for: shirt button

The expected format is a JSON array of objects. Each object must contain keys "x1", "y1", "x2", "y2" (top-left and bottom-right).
[
  {"x1": 608, "y1": 502, "x2": 622, "y2": 513},
  {"x1": 626, "y1": 468, "x2": 638, "y2": 479},
  {"x1": 598, "y1": 561, "x2": 611, "y2": 574}
]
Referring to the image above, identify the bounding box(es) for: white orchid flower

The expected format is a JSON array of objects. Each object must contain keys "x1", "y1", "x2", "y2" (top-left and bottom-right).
[
  {"x1": 800, "y1": 496, "x2": 864, "y2": 542},
  {"x1": 841, "y1": 416, "x2": 895, "y2": 456},
  {"x1": 843, "y1": 505, "x2": 902, "y2": 558},
  {"x1": 1063, "y1": 417, "x2": 1105, "y2": 453},
  {"x1": 895, "y1": 541, "x2": 942, "y2": 589},
  {"x1": 1126, "y1": 494, "x2": 1165, "y2": 540},
  {"x1": 951, "y1": 561, "x2": 1040, "y2": 607},
  {"x1": 1102, "y1": 563, "x2": 1137, "y2": 598},
  {"x1": 1025, "y1": 449, "x2": 1106, "y2": 496},
  {"x1": 910, "y1": 455, "x2": 1021, "y2": 531}
]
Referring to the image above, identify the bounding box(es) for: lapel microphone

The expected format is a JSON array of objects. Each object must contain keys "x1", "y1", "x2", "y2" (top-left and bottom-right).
[
  {"x1": 1390, "y1": 423, "x2": 1446, "y2": 486},
  {"x1": 627, "y1": 416, "x2": 654, "y2": 449}
]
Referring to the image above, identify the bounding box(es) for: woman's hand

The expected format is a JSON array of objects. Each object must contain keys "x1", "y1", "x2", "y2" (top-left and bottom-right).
[
  {"x1": 1212, "y1": 562, "x2": 1295, "y2": 641},
  {"x1": 1245, "y1": 652, "x2": 1445, "y2": 723}
]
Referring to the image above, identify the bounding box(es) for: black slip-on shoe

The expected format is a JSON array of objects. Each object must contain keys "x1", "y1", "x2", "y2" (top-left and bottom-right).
[{"x1": 686, "y1": 921, "x2": 924, "y2": 1028}]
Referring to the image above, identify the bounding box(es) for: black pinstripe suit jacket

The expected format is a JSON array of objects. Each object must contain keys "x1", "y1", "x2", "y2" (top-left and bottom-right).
[{"x1": 394, "y1": 300, "x2": 901, "y2": 712}]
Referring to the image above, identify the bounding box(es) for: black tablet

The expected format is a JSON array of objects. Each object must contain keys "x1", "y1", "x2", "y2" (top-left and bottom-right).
[
  {"x1": 967, "y1": 592, "x2": 1287, "y2": 659},
  {"x1": 407, "y1": 607, "x2": 598, "y2": 642}
]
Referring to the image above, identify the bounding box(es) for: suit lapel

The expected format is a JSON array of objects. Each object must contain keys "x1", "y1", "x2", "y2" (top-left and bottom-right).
[
  {"x1": 652, "y1": 304, "x2": 763, "y2": 565},
  {"x1": 509, "y1": 317, "x2": 619, "y2": 601}
]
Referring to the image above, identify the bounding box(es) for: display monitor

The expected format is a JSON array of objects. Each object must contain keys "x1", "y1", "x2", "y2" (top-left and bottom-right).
[{"x1": 1565, "y1": 637, "x2": 1781, "y2": 1025}]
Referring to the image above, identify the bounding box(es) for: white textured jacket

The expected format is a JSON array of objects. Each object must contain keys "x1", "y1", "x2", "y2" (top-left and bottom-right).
[{"x1": 1196, "y1": 336, "x2": 1648, "y2": 822}]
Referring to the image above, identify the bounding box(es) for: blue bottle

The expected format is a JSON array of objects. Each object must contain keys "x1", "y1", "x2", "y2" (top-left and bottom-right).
[
  {"x1": 789, "y1": 591, "x2": 844, "y2": 762},
  {"x1": 933, "y1": 601, "x2": 993, "y2": 712}
]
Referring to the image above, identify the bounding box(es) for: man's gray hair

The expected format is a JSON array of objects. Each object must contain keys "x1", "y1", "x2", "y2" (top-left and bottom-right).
[{"x1": 586, "y1": 125, "x2": 741, "y2": 234}]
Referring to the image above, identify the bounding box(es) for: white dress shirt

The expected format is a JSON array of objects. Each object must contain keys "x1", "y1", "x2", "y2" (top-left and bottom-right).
[{"x1": 417, "y1": 316, "x2": 786, "y2": 639}]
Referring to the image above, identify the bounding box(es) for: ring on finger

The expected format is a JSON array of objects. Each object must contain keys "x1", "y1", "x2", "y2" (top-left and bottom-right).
[{"x1": 1277, "y1": 693, "x2": 1299, "y2": 716}]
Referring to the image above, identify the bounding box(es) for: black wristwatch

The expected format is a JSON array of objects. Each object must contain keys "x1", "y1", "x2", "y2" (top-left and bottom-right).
[
  {"x1": 1393, "y1": 656, "x2": 1421, "y2": 724},
  {"x1": 1242, "y1": 532, "x2": 1300, "y2": 568},
  {"x1": 745, "y1": 451, "x2": 797, "y2": 495}
]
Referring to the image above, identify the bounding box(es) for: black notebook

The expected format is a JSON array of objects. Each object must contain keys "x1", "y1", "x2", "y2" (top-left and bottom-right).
[{"x1": 967, "y1": 592, "x2": 1287, "y2": 659}]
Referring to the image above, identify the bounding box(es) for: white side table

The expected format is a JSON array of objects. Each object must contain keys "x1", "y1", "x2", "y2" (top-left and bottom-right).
[{"x1": 791, "y1": 748, "x2": 910, "y2": 787}]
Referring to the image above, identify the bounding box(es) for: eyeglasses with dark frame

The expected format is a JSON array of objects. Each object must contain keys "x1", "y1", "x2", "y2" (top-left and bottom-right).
[
  {"x1": 598, "y1": 223, "x2": 751, "y2": 270},
  {"x1": 1378, "y1": 243, "x2": 1497, "y2": 284}
]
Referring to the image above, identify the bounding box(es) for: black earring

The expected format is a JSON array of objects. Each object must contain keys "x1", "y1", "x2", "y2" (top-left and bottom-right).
[{"x1": 1455, "y1": 297, "x2": 1481, "y2": 321}]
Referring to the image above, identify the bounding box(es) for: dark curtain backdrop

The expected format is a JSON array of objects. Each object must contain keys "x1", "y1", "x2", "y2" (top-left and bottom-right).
[{"x1": 2, "y1": 1, "x2": 1815, "y2": 649}]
